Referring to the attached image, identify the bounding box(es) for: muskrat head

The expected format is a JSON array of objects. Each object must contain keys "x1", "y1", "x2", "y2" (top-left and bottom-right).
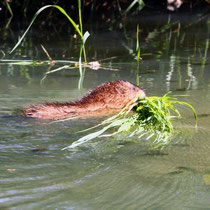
[
  {"x1": 114, "y1": 80, "x2": 145, "y2": 99},
  {"x1": 108, "y1": 80, "x2": 145, "y2": 109}
]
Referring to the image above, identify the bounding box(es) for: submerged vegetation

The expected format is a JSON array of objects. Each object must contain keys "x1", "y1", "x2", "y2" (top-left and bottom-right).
[{"x1": 63, "y1": 93, "x2": 197, "y2": 150}]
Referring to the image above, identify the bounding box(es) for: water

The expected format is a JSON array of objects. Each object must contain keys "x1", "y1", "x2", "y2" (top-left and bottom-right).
[{"x1": 0, "y1": 12, "x2": 210, "y2": 209}]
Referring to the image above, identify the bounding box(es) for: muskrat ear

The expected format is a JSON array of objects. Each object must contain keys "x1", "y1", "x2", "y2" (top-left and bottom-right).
[{"x1": 114, "y1": 86, "x2": 125, "y2": 95}]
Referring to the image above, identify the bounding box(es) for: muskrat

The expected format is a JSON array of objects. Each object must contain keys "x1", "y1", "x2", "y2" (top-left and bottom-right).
[{"x1": 23, "y1": 80, "x2": 145, "y2": 120}]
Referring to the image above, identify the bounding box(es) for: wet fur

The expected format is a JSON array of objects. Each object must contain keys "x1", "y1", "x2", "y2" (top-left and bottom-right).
[{"x1": 24, "y1": 80, "x2": 145, "y2": 120}]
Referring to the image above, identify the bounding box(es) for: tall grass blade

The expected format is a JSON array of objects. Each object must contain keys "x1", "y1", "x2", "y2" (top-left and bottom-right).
[
  {"x1": 10, "y1": 5, "x2": 83, "y2": 54},
  {"x1": 78, "y1": 0, "x2": 83, "y2": 35},
  {"x1": 136, "y1": 24, "x2": 141, "y2": 61},
  {"x1": 5, "y1": 0, "x2": 13, "y2": 17}
]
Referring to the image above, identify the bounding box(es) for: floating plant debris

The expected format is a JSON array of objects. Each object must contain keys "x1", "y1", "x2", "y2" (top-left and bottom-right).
[{"x1": 63, "y1": 93, "x2": 197, "y2": 150}]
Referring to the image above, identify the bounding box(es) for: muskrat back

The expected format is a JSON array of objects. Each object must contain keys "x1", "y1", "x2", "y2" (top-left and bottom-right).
[{"x1": 24, "y1": 80, "x2": 145, "y2": 120}]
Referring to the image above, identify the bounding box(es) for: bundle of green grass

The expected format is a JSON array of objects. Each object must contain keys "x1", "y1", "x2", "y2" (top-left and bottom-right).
[{"x1": 63, "y1": 93, "x2": 197, "y2": 150}]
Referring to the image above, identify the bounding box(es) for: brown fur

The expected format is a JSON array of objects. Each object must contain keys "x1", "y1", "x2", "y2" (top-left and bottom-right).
[{"x1": 23, "y1": 80, "x2": 145, "y2": 120}]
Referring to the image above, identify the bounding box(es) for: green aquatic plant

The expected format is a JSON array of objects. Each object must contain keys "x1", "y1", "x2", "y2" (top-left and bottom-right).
[
  {"x1": 63, "y1": 93, "x2": 197, "y2": 150},
  {"x1": 8, "y1": 3, "x2": 89, "y2": 89},
  {"x1": 123, "y1": 0, "x2": 145, "y2": 15},
  {"x1": 9, "y1": 3, "x2": 89, "y2": 65},
  {"x1": 136, "y1": 24, "x2": 141, "y2": 62},
  {"x1": 3, "y1": 0, "x2": 13, "y2": 18}
]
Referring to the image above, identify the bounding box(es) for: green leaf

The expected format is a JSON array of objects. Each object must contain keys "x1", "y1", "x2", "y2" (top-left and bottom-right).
[{"x1": 10, "y1": 5, "x2": 83, "y2": 54}]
